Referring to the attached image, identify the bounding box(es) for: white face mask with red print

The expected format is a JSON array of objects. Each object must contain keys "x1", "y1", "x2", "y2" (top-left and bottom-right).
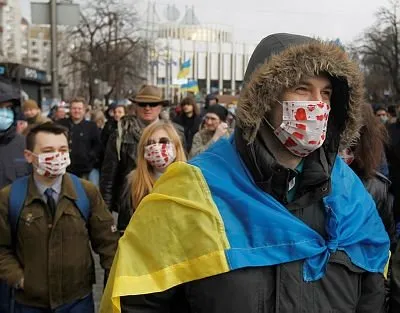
[
  {"x1": 33, "y1": 152, "x2": 71, "y2": 177},
  {"x1": 144, "y1": 143, "x2": 176, "y2": 170},
  {"x1": 268, "y1": 101, "x2": 331, "y2": 157}
]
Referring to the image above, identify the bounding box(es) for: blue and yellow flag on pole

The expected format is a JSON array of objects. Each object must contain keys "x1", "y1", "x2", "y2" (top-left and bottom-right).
[
  {"x1": 100, "y1": 138, "x2": 390, "y2": 313},
  {"x1": 181, "y1": 80, "x2": 199, "y2": 94},
  {"x1": 177, "y1": 59, "x2": 191, "y2": 79}
]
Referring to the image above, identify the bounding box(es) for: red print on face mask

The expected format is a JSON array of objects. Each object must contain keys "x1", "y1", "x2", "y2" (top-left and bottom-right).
[
  {"x1": 296, "y1": 123, "x2": 307, "y2": 130},
  {"x1": 275, "y1": 100, "x2": 331, "y2": 157},
  {"x1": 144, "y1": 143, "x2": 176, "y2": 169},
  {"x1": 295, "y1": 108, "x2": 307, "y2": 121},
  {"x1": 284, "y1": 137, "x2": 298, "y2": 147}
]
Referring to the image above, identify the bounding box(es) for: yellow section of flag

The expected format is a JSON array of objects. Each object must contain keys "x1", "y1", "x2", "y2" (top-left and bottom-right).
[
  {"x1": 99, "y1": 162, "x2": 230, "y2": 313},
  {"x1": 177, "y1": 59, "x2": 191, "y2": 79}
]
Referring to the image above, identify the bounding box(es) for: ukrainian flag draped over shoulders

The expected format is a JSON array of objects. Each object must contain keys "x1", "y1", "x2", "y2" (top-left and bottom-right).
[{"x1": 100, "y1": 139, "x2": 390, "y2": 313}]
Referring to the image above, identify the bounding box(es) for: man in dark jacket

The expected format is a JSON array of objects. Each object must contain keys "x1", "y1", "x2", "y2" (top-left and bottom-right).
[
  {"x1": 100, "y1": 85, "x2": 184, "y2": 212},
  {"x1": 101, "y1": 34, "x2": 389, "y2": 313},
  {"x1": 0, "y1": 80, "x2": 30, "y2": 312},
  {"x1": 58, "y1": 97, "x2": 102, "y2": 179},
  {"x1": 0, "y1": 81, "x2": 29, "y2": 190},
  {"x1": 0, "y1": 123, "x2": 118, "y2": 313}
]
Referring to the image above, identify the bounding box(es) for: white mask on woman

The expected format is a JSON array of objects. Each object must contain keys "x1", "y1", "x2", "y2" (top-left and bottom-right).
[{"x1": 144, "y1": 143, "x2": 176, "y2": 169}]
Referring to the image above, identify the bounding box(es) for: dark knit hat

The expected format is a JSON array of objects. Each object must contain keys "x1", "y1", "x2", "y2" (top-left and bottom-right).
[{"x1": 206, "y1": 104, "x2": 228, "y2": 122}]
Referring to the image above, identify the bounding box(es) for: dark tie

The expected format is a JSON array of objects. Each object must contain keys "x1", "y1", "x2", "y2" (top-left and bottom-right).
[{"x1": 45, "y1": 188, "x2": 56, "y2": 217}]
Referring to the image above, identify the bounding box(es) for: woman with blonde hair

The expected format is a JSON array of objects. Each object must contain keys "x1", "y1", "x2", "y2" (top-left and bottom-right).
[{"x1": 118, "y1": 120, "x2": 187, "y2": 232}]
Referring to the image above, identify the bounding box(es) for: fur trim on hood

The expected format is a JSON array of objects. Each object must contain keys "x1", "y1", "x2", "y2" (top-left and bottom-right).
[{"x1": 236, "y1": 33, "x2": 364, "y2": 148}]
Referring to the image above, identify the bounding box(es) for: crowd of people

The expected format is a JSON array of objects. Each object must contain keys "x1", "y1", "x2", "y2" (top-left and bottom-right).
[{"x1": 1, "y1": 32, "x2": 400, "y2": 313}]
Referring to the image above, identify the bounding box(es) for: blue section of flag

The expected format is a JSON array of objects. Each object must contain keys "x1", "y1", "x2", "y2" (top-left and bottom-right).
[
  {"x1": 181, "y1": 59, "x2": 191, "y2": 69},
  {"x1": 190, "y1": 138, "x2": 390, "y2": 282},
  {"x1": 177, "y1": 59, "x2": 191, "y2": 79}
]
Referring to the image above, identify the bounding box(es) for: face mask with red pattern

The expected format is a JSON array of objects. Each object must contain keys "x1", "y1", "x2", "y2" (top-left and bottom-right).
[
  {"x1": 144, "y1": 143, "x2": 176, "y2": 169},
  {"x1": 33, "y1": 152, "x2": 71, "y2": 177},
  {"x1": 268, "y1": 101, "x2": 331, "y2": 157}
]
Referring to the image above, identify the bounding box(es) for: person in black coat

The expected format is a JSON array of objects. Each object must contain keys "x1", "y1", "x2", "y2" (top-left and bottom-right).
[
  {"x1": 0, "y1": 79, "x2": 29, "y2": 313},
  {"x1": 58, "y1": 97, "x2": 101, "y2": 178},
  {"x1": 0, "y1": 80, "x2": 29, "y2": 190},
  {"x1": 386, "y1": 109, "x2": 400, "y2": 226},
  {"x1": 173, "y1": 96, "x2": 202, "y2": 153}
]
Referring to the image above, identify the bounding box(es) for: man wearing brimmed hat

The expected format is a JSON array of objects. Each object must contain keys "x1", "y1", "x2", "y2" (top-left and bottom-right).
[{"x1": 100, "y1": 85, "x2": 184, "y2": 213}]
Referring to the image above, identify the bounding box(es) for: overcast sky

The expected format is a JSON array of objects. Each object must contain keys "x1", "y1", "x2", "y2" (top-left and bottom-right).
[{"x1": 21, "y1": 0, "x2": 385, "y2": 45}]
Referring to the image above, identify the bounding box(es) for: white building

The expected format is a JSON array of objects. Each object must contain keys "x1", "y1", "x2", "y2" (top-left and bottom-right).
[
  {"x1": 0, "y1": 0, "x2": 23, "y2": 62},
  {"x1": 27, "y1": 25, "x2": 71, "y2": 99},
  {"x1": 146, "y1": 5, "x2": 256, "y2": 97}
]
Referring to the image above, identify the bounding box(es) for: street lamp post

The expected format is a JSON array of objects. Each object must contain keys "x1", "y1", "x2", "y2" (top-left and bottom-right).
[{"x1": 50, "y1": 0, "x2": 59, "y2": 100}]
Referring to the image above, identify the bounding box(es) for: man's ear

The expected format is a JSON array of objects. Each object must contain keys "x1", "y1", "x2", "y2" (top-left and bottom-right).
[{"x1": 24, "y1": 149, "x2": 34, "y2": 164}]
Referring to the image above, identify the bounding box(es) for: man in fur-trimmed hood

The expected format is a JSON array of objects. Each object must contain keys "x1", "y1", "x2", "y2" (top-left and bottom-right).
[{"x1": 100, "y1": 33, "x2": 389, "y2": 313}]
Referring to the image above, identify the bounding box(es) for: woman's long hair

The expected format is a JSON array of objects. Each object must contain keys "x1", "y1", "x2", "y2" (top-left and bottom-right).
[
  {"x1": 180, "y1": 96, "x2": 200, "y2": 116},
  {"x1": 131, "y1": 120, "x2": 187, "y2": 209},
  {"x1": 351, "y1": 103, "x2": 388, "y2": 179}
]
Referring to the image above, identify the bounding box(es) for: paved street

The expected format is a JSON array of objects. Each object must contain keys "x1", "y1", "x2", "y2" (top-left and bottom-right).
[{"x1": 93, "y1": 253, "x2": 104, "y2": 312}]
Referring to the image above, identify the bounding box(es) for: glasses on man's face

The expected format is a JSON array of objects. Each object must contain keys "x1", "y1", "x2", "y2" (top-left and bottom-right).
[
  {"x1": 137, "y1": 102, "x2": 161, "y2": 108},
  {"x1": 146, "y1": 137, "x2": 171, "y2": 146}
]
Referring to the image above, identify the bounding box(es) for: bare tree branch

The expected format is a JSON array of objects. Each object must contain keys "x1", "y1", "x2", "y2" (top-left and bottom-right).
[{"x1": 65, "y1": 0, "x2": 148, "y2": 104}]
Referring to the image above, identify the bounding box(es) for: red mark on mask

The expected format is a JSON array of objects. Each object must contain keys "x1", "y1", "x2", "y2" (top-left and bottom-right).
[
  {"x1": 296, "y1": 123, "x2": 306, "y2": 130},
  {"x1": 295, "y1": 108, "x2": 307, "y2": 121},
  {"x1": 284, "y1": 137, "x2": 297, "y2": 147},
  {"x1": 293, "y1": 132, "x2": 304, "y2": 139}
]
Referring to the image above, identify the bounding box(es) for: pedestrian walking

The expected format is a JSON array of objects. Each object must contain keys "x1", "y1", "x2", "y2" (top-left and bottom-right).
[
  {"x1": 117, "y1": 120, "x2": 187, "y2": 232},
  {"x1": 58, "y1": 97, "x2": 102, "y2": 181},
  {"x1": 0, "y1": 80, "x2": 30, "y2": 313},
  {"x1": 0, "y1": 122, "x2": 118, "y2": 313}
]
